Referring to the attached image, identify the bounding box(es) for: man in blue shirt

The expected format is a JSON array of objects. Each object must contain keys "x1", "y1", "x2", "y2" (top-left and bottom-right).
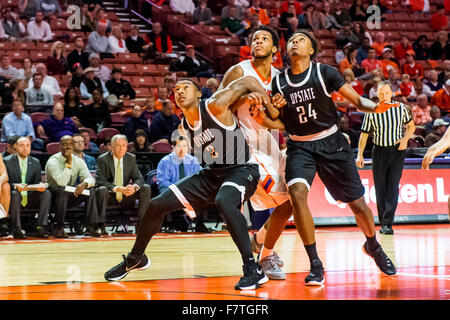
[
  {"x1": 149, "y1": 100, "x2": 181, "y2": 143},
  {"x1": 72, "y1": 133, "x2": 96, "y2": 171},
  {"x1": 1, "y1": 99, "x2": 44, "y2": 151},
  {"x1": 157, "y1": 135, "x2": 210, "y2": 232},
  {"x1": 36, "y1": 102, "x2": 79, "y2": 142}
]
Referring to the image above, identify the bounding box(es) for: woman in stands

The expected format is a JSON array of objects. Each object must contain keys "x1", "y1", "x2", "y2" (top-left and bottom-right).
[
  {"x1": 63, "y1": 87, "x2": 84, "y2": 127},
  {"x1": 353, "y1": 22, "x2": 372, "y2": 46},
  {"x1": 131, "y1": 129, "x2": 152, "y2": 153},
  {"x1": 46, "y1": 41, "x2": 68, "y2": 75},
  {"x1": 2, "y1": 78, "x2": 26, "y2": 106},
  {"x1": 16, "y1": 58, "x2": 35, "y2": 85},
  {"x1": 79, "y1": 88, "x2": 111, "y2": 133}
]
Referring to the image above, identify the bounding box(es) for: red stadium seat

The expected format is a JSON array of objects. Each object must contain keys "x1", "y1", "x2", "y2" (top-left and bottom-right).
[
  {"x1": 79, "y1": 127, "x2": 97, "y2": 142},
  {"x1": 133, "y1": 76, "x2": 157, "y2": 88},
  {"x1": 110, "y1": 113, "x2": 127, "y2": 125},
  {"x1": 151, "y1": 141, "x2": 173, "y2": 153},
  {"x1": 46, "y1": 142, "x2": 61, "y2": 154},
  {"x1": 318, "y1": 39, "x2": 335, "y2": 49},
  {"x1": 14, "y1": 42, "x2": 36, "y2": 51},
  {"x1": 30, "y1": 51, "x2": 47, "y2": 63},
  {"x1": 0, "y1": 143, "x2": 8, "y2": 153},
  {"x1": 139, "y1": 64, "x2": 160, "y2": 76},
  {"x1": 10, "y1": 51, "x2": 29, "y2": 62},
  {"x1": 98, "y1": 128, "x2": 120, "y2": 141},
  {"x1": 31, "y1": 112, "x2": 50, "y2": 125},
  {"x1": 216, "y1": 45, "x2": 240, "y2": 58},
  {"x1": 0, "y1": 42, "x2": 13, "y2": 50},
  {"x1": 118, "y1": 64, "x2": 138, "y2": 75},
  {"x1": 134, "y1": 87, "x2": 151, "y2": 98},
  {"x1": 117, "y1": 53, "x2": 141, "y2": 64},
  {"x1": 314, "y1": 29, "x2": 332, "y2": 39}
]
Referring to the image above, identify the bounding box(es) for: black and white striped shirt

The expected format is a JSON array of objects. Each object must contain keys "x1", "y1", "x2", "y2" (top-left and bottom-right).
[{"x1": 361, "y1": 103, "x2": 413, "y2": 147}]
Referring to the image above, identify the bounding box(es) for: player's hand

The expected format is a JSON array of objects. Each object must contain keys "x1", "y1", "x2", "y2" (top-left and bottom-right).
[
  {"x1": 271, "y1": 93, "x2": 286, "y2": 109},
  {"x1": 249, "y1": 103, "x2": 268, "y2": 126},
  {"x1": 375, "y1": 100, "x2": 400, "y2": 113},
  {"x1": 248, "y1": 92, "x2": 272, "y2": 110},
  {"x1": 421, "y1": 149, "x2": 436, "y2": 171},
  {"x1": 356, "y1": 155, "x2": 364, "y2": 168}
]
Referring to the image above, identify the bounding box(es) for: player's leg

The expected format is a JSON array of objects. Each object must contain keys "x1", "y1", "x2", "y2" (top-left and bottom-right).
[
  {"x1": 347, "y1": 197, "x2": 396, "y2": 275},
  {"x1": 285, "y1": 140, "x2": 324, "y2": 285},
  {"x1": 217, "y1": 164, "x2": 267, "y2": 290},
  {"x1": 104, "y1": 173, "x2": 211, "y2": 281},
  {"x1": 317, "y1": 132, "x2": 396, "y2": 276},
  {"x1": 258, "y1": 200, "x2": 292, "y2": 280},
  {"x1": 260, "y1": 201, "x2": 292, "y2": 260}
]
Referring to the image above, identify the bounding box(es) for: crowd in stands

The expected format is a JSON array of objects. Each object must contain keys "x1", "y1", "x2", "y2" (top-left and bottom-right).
[{"x1": 0, "y1": 0, "x2": 449, "y2": 238}]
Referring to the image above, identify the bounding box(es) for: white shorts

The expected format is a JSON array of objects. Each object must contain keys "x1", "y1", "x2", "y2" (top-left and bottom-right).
[{"x1": 249, "y1": 149, "x2": 290, "y2": 211}]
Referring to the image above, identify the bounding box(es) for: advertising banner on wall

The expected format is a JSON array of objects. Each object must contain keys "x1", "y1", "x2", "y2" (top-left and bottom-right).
[{"x1": 287, "y1": 168, "x2": 450, "y2": 226}]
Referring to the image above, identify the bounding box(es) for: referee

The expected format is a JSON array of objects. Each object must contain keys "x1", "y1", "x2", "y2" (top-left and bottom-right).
[{"x1": 356, "y1": 81, "x2": 415, "y2": 234}]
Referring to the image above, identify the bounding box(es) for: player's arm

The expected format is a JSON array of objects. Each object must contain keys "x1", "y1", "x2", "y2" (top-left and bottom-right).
[
  {"x1": 338, "y1": 84, "x2": 399, "y2": 113},
  {"x1": 208, "y1": 76, "x2": 273, "y2": 115},
  {"x1": 218, "y1": 65, "x2": 280, "y2": 119},
  {"x1": 422, "y1": 126, "x2": 450, "y2": 170},
  {"x1": 218, "y1": 64, "x2": 243, "y2": 91}
]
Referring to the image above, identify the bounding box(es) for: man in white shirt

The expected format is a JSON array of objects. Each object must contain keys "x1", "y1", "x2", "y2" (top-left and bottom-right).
[
  {"x1": 25, "y1": 73, "x2": 54, "y2": 106},
  {"x1": 45, "y1": 135, "x2": 100, "y2": 238},
  {"x1": 422, "y1": 70, "x2": 444, "y2": 99},
  {"x1": 88, "y1": 53, "x2": 111, "y2": 83},
  {"x1": 0, "y1": 54, "x2": 18, "y2": 80},
  {"x1": 26, "y1": 11, "x2": 53, "y2": 42},
  {"x1": 28, "y1": 63, "x2": 62, "y2": 98}
]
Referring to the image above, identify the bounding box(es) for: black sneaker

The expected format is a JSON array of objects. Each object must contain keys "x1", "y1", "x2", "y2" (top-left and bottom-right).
[
  {"x1": 234, "y1": 262, "x2": 268, "y2": 290},
  {"x1": 380, "y1": 225, "x2": 394, "y2": 235},
  {"x1": 362, "y1": 242, "x2": 396, "y2": 276},
  {"x1": 85, "y1": 225, "x2": 100, "y2": 237},
  {"x1": 36, "y1": 226, "x2": 48, "y2": 238},
  {"x1": 104, "y1": 253, "x2": 151, "y2": 281},
  {"x1": 12, "y1": 228, "x2": 26, "y2": 239},
  {"x1": 54, "y1": 225, "x2": 68, "y2": 238},
  {"x1": 305, "y1": 259, "x2": 325, "y2": 286}
]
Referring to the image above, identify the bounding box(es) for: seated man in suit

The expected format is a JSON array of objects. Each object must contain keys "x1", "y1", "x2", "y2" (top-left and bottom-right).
[
  {"x1": 4, "y1": 137, "x2": 51, "y2": 239},
  {"x1": 96, "y1": 134, "x2": 151, "y2": 234},
  {"x1": 45, "y1": 135, "x2": 100, "y2": 238}
]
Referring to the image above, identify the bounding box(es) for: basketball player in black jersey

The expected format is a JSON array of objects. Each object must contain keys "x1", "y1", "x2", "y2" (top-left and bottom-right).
[
  {"x1": 253, "y1": 31, "x2": 398, "y2": 285},
  {"x1": 104, "y1": 76, "x2": 277, "y2": 290}
]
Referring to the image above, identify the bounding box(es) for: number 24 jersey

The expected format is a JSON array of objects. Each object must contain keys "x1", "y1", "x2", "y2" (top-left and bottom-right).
[{"x1": 272, "y1": 62, "x2": 346, "y2": 136}]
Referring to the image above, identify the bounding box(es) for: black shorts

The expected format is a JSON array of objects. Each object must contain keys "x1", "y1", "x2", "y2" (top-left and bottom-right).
[
  {"x1": 167, "y1": 164, "x2": 260, "y2": 217},
  {"x1": 285, "y1": 131, "x2": 365, "y2": 203}
]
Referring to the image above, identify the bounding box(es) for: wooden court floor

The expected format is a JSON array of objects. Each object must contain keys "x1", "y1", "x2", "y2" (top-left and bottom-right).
[{"x1": 0, "y1": 224, "x2": 449, "y2": 300}]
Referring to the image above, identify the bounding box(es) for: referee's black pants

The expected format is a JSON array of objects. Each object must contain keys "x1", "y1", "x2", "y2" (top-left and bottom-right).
[{"x1": 372, "y1": 145, "x2": 406, "y2": 227}]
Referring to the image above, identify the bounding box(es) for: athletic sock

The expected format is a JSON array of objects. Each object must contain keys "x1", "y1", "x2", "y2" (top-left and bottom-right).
[
  {"x1": 304, "y1": 242, "x2": 320, "y2": 266},
  {"x1": 365, "y1": 235, "x2": 380, "y2": 251},
  {"x1": 260, "y1": 246, "x2": 273, "y2": 261},
  {"x1": 255, "y1": 226, "x2": 267, "y2": 245}
]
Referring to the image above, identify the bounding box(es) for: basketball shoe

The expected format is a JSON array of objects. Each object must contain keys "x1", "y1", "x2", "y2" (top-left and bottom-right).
[
  {"x1": 362, "y1": 241, "x2": 396, "y2": 275},
  {"x1": 104, "y1": 253, "x2": 151, "y2": 281},
  {"x1": 259, "y1": 254, "x2": 286, "y2": 280},
  {"x1": 250, "y1": 233, "x2": 284, "y2": 267},
  {"x1": 305, "y1": 258, "x2": 325, "y2": 285},
  {"x1": 234, "y1": 262, "x2": 268, "y2": 290}
]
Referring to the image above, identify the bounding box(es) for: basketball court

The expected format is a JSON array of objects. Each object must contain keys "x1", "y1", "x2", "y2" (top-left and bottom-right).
[{"x1": 1, "y1": 223, "x2": 448, "y2": 300}]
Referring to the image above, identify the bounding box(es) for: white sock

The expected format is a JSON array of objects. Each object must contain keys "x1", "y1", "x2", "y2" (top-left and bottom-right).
[
  {"x1": 260, "y1": 246, "x2": 273, "y2": 261},
  {"x1": 255, "y1": 226, "x2": 267, "y2": 245}
]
